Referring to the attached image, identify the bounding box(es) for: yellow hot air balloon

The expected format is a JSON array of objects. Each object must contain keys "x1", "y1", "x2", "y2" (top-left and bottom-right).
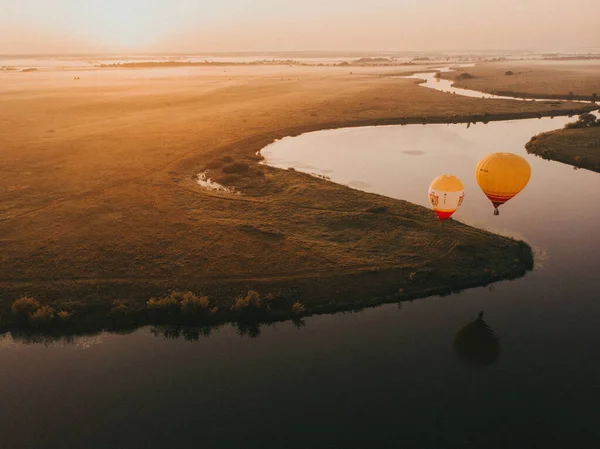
[
  {"x1": 475, "y1": 153, "x2": 531, "y2": 215},
  {"x1": 428, "y1": 174, "x2": 464, "y2": 222}
]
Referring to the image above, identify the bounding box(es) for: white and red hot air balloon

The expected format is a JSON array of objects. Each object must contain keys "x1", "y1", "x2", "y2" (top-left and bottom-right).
[{"x1": 428, "y1": 174, "x2": 465, "y2": 222}]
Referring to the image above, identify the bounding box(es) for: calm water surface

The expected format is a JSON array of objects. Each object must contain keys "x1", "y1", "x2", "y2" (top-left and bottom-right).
[{"x1": 1, "y1": 75, "x2": 599, "y2": 448}]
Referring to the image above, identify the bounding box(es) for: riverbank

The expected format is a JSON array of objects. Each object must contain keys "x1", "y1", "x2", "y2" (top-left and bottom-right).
[
  {"x1": 526, "y1": 125, "x2": 600, "y2": 172},
  {"x1": 1, "y1": 65, "x2": 594, "y2": 335}
]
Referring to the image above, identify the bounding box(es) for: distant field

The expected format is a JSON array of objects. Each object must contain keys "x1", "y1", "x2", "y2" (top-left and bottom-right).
[
  {"x1": 444, "y1": 60, "x2": 600, "y2": 100},
  {"x1": 0, "y1": 63, "x2": 594, "y2": 330}
]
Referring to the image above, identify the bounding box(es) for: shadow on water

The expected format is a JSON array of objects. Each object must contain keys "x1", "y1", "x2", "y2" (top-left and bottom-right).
[{"x1": 453, "y1": 311, "x2": 500, "y2": 367}]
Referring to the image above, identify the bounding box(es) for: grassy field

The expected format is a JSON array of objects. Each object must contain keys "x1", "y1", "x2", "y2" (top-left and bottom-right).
[
  {"x1": 443, "y1": 60, "x2": 600, "y2": 101},
  {"x1": 526, "y1": 126, "x2": 600, "y2": 172},
  {"x1": 0, "y1": 63, "x2": 595, "y2": 333}
]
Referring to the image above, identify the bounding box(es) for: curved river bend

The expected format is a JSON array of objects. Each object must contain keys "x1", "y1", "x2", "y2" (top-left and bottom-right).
[{"x1": 1, "y1": 68, "x2": 599, "y2": 449}]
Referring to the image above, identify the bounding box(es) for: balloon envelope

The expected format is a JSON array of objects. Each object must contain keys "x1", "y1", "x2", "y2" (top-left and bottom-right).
[
  {"x1": 428, "y1": 174, "x2": 465, "y2": 222},
  {"x1": 475, "y1": 153, "x2": 531, "y2": 212}
]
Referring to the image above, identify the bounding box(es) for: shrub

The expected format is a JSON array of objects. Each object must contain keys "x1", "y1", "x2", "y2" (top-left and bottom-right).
[
  {"x1": 455, "y1": 73, "x2": 475, "y2": 81},
  {"x1": 180, "y1": 294, "x2": 210, "y2": 315},
  {"x1": 291, "y1": 301, "x2": 306, "y2": 315},
  {"x1": 222, "y1": 162, "x2": 250, "y2": 174},
  {"x1": 231, "y1": 290, "x2": 263, "y2": 311},
  {"x1": 57, "y1": 311, "x2": 72, "y2": 321},
  {"x1": 504, "y1": 70, "x2": 514, "y2": 76},
  {"x1": 222, "y1": 155, "x2": 234, "y2": 163},
  {"x1": 30, "y1": 305, "x2": 55, "y2": 324},
  {"x1": 148, "y1": 291, "x2": 211, "y2": 316},
  {"x1": 11, "y1": 297, "x2": 40, "y2": 318},
  {"x1": 564, "y1": 113, "x2": 598, "y2": 129},
  {"x1": 147, "y1": 295, "x2": 179, "y2": 311}
]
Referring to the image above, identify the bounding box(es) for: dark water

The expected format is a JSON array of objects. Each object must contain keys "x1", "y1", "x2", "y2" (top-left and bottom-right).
[
  {"x1": 2, "y1": 112, "x2": 600, "y2": 447},
  {"x1": 259, "y1": 114, "x2": 600, "y2": 448}
]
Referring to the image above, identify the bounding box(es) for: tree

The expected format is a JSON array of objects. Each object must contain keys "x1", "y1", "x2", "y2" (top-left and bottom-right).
[{"x1": 564, "y1": 113, "x2": 598, "y2": 129}]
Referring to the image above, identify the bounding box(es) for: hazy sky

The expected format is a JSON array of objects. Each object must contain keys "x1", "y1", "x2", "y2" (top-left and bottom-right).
[{"x1": 1, "y1": 0, "x2": 599, "y2": 53}]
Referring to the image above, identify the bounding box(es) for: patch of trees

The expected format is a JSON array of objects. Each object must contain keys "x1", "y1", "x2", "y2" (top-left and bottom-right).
[
  {"x1": 564, "y1": 113, "x2": 600, "y2": 129},
  {"x1": 353, "y1": 57, "x2": 392, "y2": 64},
  {"x1": 455, "y1": 73, "x2": 475, "y2": 81}
]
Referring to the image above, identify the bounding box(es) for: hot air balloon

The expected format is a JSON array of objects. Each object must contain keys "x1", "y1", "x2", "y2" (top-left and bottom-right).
[
  {"x1": 428, "y1": 175, "x2": 465, "y2": 222},
  {"x1": 453, "y1": 311, "x2": 500, "y2": 367},
  {"x1": 475, "y1": 153, "x2": 531, "y2": 215}
]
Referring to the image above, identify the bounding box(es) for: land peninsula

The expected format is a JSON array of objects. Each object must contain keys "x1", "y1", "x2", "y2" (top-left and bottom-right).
[
  {"x1": 526, "y1": 113, "x2": 600, "y2": 172},
  {"x1": 0, "y1": 63, "x2": 596, "y2": 334}
]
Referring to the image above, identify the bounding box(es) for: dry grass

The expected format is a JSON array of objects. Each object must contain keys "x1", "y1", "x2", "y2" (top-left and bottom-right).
[
  {"x1": 0, "y1": 63, "x2": 590, "y2": 322},
  {"x1": 444, "y1": 60, "x2": 600, "y2": 100},
  {"x1": 526, "y1": 126, "x2": 600, "y2": 172}
]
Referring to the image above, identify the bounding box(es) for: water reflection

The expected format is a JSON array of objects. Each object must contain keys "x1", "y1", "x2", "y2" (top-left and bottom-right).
[
  {"x1": 453, "y1": 311, "x2": 500, "y2": 367},
  {"x1": 150, "y1": 325, "x2": 214, "y2": 341},
  {"x1": 0, "y1": 330, "x2": 106, "y2": 349},
  {"x1": 0, "y1": 315, "x2": 311, "y2": 348},
  {"x1": 149, "y1": 317, "x2": 307, "y2": 341}
]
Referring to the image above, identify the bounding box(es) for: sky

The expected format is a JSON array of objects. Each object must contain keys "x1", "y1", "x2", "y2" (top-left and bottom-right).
[{"x1": 1, "y1": 0, "x2": 599, "y2": 54}]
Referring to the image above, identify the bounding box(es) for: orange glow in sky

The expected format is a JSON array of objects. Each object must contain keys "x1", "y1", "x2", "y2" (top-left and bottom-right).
[{"x1": 1, "y1": 0, "x2": 599, "y2": 53}]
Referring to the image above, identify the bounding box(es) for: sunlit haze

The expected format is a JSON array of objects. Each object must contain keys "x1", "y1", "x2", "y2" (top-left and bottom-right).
[{"x1": 1, "y1": 0, "x2": 599, "y2": 53}]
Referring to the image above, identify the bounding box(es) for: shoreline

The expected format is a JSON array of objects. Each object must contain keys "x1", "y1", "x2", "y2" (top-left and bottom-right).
[{"x1": 526, "y1": 125, "x2": 600, "y2": 172}]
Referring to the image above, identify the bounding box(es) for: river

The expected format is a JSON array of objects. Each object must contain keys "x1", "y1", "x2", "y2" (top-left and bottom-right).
[{"x1": 1, "y1": 69, "x2": 599, "y2": 449}]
